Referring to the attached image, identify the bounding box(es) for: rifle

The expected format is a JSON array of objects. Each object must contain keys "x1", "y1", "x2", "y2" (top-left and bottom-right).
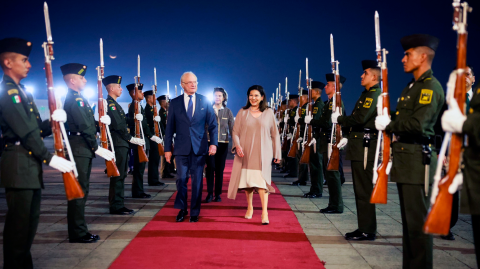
[
  {"x1": 43, "y1": 2, "x2": 84, "y2": 201},
  {"x1": 300, "y1": 61, "x2": 313, "y2": 164},
  {"x1": 370, "y1": 11, "x2": 391, "y2": 204},
  {"x1": 327, "y1": 34, "x2": 342, "y2": 171},
  {"x1": 423, "y1": 0, "x2": 471, "y2": 235},
  {"x1": 134, "y1": 55, "x2": 149, "y2": 163},
  {"x1": 97, "y1": 39, "x2": 120, "y2": 177},
  {"x1": 153, "y1": 68, "x2": 165, "y2": 156},
  {"x1": 287, "y1": 70, "x2": 302, "y2": 158}
]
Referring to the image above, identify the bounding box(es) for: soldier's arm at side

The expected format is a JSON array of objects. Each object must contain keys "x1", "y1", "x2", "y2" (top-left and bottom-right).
[
  {"x1": 68, "y1": 102, "x2": 99, "y2": 151},
  {"x1": 40, "y1": 119, "x2": 52, "y2": 137},
  {"x1": 107, "y1": 103, "x2": 132, "y2": 142},
  {"x1": 463, "y1": 110, "x2": 480, "y2": 145},
  {"x1": 338, "y1": 95, "x2": 377, "y2": 128}
]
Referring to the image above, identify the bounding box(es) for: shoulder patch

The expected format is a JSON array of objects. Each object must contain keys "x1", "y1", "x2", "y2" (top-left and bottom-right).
[
  {"x1": 370, "y1": 89, "x2": 376, "y2": 92},
  {"x1": 109, "y1": 103, "x2": 115, "y2": 107},
  {"x1": 363, "y1": 97, "x2": 373, "y2": 108},
  {"x1": 110, "y1": 106, "x2": 116, "y2": 111},
  {"x1": 419, "y1": 89, "x2": 433, "y2": 104},
  {"x1": 329, "y1": 102, "x2": 333, "y2": 110},
  {"x1": 313, "y1": 107, "x2": 318, "y2": 114},
  {"x1": 12, "y1": 95, "x2": 21, "y2": 104},
  {"x1": 424, "y1": 78, "x2": 432, "y2": 81},
  {"x1": 75, "y1": 98, "x2": 83, "y2": 101},
  {"x1": 77, "y1": 100, "x2": 84, "y2": 107},
  {"x1": 8, "y1": 89, "x2": 19, "y2": 95}
]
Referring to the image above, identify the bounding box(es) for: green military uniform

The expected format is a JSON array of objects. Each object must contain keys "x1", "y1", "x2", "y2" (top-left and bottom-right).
[
  {"x1": 296, "y1": 101, "x2": 309, "y2": 184},
  {"x1": 311, "y1": 96, "x2": 345, "y2": 212},
  {"x1": 127, "y1": 88, "x2": 153, "y2": 197},
  {"x1": 1, "y1": 70, "x2": 53, "y2": 268},
  {"x1": 285, "y1": 103, "x2": 298, "y2": 176},
  {"x1": 144, "y1": 91, "x2": 162, "y2": 185},
  {"x1": 61, "y1": 63, "x2": 99, "y2": 242},
  {"x1": 338, "y1": 68, "x2": 381, "y2": 234},
  {"x1": 307, "y1": 93, "x2": 325, "y2": 196},
  {"x1": 106, "y1": 93, "x2": 132, "y2": 212}
]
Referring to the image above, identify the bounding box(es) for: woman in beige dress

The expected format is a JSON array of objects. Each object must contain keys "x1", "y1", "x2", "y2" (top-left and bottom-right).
[{"x1": 227, "y1": 85, "x2": 281, "y2": 225}]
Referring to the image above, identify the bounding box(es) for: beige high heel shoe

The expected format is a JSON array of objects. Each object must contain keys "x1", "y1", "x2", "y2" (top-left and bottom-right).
[
  {"x1": 245, "y1": 209, "x2": 253, "y2": 219},
  {"x1": 261, "y1": 213, "x2": 269, "y2": 225}
]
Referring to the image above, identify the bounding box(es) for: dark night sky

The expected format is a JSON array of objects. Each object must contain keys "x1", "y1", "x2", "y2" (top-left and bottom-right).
[{"x1": 1, "y1": 0, "x2": 479, "y2": 114}]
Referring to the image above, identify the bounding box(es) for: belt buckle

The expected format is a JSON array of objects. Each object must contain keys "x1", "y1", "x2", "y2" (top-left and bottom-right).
[{"x1": 15, "y1": 141, "x2": 20, "y2": 145}]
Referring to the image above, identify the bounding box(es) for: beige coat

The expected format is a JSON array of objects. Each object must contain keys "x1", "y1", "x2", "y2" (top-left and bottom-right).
[{"x1": 227, "y1": 108, "x2": 281, "y2": 199}]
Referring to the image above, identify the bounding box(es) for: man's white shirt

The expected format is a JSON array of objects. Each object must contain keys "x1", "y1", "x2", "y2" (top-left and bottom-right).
[
  {"x1": 183, "y1": 93, "x2": 196, "y2": 117},
  {"x1": 467, "y1": 88, "x2": 473, "y2": 101}
]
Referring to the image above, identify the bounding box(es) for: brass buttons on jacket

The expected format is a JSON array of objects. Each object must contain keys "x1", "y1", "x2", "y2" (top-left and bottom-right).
[
  {"x1": 29, "y1": 151, "x2": 32, "y2": 155},
  {"x1": 401, "y1": 97, "x2": 404, "y2": 101},
  {"x1": 396, "y1": 111, "x2": 399, "y2": 115}
]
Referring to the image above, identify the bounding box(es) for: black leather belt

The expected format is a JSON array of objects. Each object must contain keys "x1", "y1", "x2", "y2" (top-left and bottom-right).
[
  {"x1": 68, "y1": 132, "x2": 82, "y2": 136},
  {"x1": 396, "y1": 135, "x2": 432, "y2": 145},
  {"x1": 350, "y1": 127, "x2": 377, "y2": 134}
]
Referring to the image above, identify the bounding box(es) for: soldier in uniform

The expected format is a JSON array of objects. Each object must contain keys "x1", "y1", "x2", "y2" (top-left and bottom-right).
[
  {"x1": 278, "y1": 99, "x2": 288, "y2": 171},
  {"x1": 127, "y1": 83, "x2": 162, "y2": 198},
  {"x1": 157, "y1": 95, "x2": 175, "y2": 178},
  {"x1": 332, "y1": 60, "x2": 381, "y2": 240},
  {"x1": 375, "y1": 34, "x2": 444, "y2": 269},
  {"x1": 60, "y1": 63, "x2": 115, "y2": 243},
  {"x1": 292, "y1": 89, "x2": 309, "y2": 186},
  {"x1": 310, "y1": 74, "x2": 346, "y2": 214},
  {"x1": 283, "y1": 94, "x2": 299, "y2": 178},
  {"x1": 0, "y1": 38, "x2": 75, "y2": 268},
  {"x1": 103, "y1": 75, "x2": 144, "y2": 215},
  {"x1": 143, "y1": 90, "x2": 165, "y2": 186},
  {"x1": 303, "y1": 81, "x2": 325, "y2": 198}
]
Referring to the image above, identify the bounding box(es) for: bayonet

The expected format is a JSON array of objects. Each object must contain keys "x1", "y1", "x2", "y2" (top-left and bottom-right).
[{"x1": 44, "y1": 2, "x2": 53, "y2": 42}]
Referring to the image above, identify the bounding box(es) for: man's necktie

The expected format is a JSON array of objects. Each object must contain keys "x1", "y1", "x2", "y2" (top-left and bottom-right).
[
  {"x1": 187, "y1": 95, "x2": 193, "y2": 121},
  {"x1": 466, "y1": 92, "x2": 471, "y2": 114}
]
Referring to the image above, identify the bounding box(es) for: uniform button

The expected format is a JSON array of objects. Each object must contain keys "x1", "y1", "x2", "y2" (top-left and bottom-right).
[
  {"x1": 37, "y1": 116, "x2": 39, "y2": 119},
  {"x1": 30, "y1": 108, "x2": 33, "y2": 112},
  {"x1": 40, "y1": 130, "x2": 42, "y2": 133},
  {"x1": 469, "y1": 108, "x2": 474, "y2": 114},
  {"x1": 43, "y1": 160, "x2": 47, "y2": 163},
  {"x1": 401, "y1": 97, "x2": 404, "y2": 101},
  {"x1": 29, "y1": 151, "x2": 32, "y2": 155},
  {"x1": 355, "y1": 135, "x2": 357, "y2": 138},
  {"x1": 396, "y1": 111, "x2": 399, "y2": 115},
  {"x1": 401, "y1": 147, "x2": 404, "y2": 150}
]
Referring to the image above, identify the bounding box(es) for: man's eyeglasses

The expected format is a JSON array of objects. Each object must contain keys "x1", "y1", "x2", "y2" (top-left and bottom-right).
[{"x1": 181, "y1": 81, "x2": 198, "y2": 85}]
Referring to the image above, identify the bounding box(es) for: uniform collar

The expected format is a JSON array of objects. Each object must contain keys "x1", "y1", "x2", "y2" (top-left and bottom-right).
[
  {"x1": 417, "y1": 69, "x2": 433, "y2": 82},
  {"x1": 364, "y1": 83, "x2": 380, "y2": 93},
  {"x1": 2, "y1": 74, "x2": 25, "y2": 89},
  {"x1": 68, "y1": 88, "x2": 82, "y2": 96}
]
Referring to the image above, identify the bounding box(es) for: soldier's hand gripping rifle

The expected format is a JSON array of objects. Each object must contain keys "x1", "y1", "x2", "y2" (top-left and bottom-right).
[
  {"x1": 300, "y1": 62, "x2": 314, "y2": 164},
  {"x1": 153, "y1": 68, "x2": 165, "y2": 156},
  {"x1": 424, "y1": 0, "x2": 472, "y2": 235},
  {"x1": 287, "y1": 70, "x2": 302, "y2": 158},
  {"x1": 370, "y1": 11, "x2": 392, "y2": 204},
  {"x1": 43, "y1": 2, "x2": 84, "y2": 201},
  {"x1": 327, "y1": 34, "x2": 342, "y2": 171},
  {"x1": 134, "y1": 55, "x2": 149, "y2": 163},
  {"x1": 97, "y1": 39, "x2": 120, "y2": 177}
]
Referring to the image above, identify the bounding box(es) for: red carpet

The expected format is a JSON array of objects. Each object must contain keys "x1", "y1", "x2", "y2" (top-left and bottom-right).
[{"x1": 110, "y1": 160, "x2": 325, "y2": 268}]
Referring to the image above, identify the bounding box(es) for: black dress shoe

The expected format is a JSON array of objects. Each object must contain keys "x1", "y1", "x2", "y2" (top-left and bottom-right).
[
  {"x1": 291, "y1": 180, "x2": 307, "y2": 186},
  {"x1": 306, "y1": 193, "x2": 322, "y2": 198},
  {"x1": 303, "y1": 192, "x2": 312, "y2": 198},
  {"x1": 440, "y1": 231, "x2": 455, "y2": 240},
  {"x1": 163, "y1": 174, "x2": 175, "y2": 178},
  {"x1": 176, "y1": 210, "x2": 188, "y2": 222},
  {"x1": 190, "y1": 216, "x2": 199, "y2": 222},
  {"x1": 205, "y1": 194, "x2": 213, "y2": 203},
  {"x1": 319, "y1": 207, "x2": 343, "y2": 214},
  {"x1": 213, "y1": 196, "x2": 222, "y2": 202},
  {"x1": 341, "y1": 178, "x2": 345, "y2": 185},
  {"x1": 149, "y1": 181, "x2": 165, "y2": 186},
  {"x1": 69, "y1": 234, "x2": 99, "y2": 243},
  {"x1": 283, "y1": 173, "x2": 296, "y2": 178},
  {"x1": 86, "y1": 233, "x2": 100, "y2": 240},
  {"x1": 132, "y1": 193, "x2": 151, "y2": 198},
  {"x1": 345, "y1": 230, "x2": 376, "y2": 241},
  {"x1": 110, "y1": 207, "x2": 134, "y2": 215}
]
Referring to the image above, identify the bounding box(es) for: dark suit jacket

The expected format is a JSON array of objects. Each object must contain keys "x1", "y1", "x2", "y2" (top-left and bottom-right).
[{"x1": 165, "y1": 93, "x2": 218, "y2": 155}]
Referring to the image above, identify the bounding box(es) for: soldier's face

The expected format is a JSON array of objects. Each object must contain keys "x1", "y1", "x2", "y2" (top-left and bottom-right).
[
  {"x1": 5, "y1": 53, "x2": 31, "y2": 80},
  {"x1": 402, "y1": 48, "x2": 422, "y2": 73},
  {"x1": 325, "y1": 81, "x2": 335, "y2": 96},
  {"x1": 466, "y1": 67, "x2": 475, "y2": 90},
  {"x1": 299, "y1": 95, "x2": 308, "y2": 106},
  {"x1": 361, "y1": 69, "x2": 375, "y2": 87},
  {"x1": 137, "y1": 91, "x2": 144, "y2": 100},
  {"x1": 70, "y1": 74, "x2": 87, "y2": 90},
  {"x1": 312, "y1": 89, "x2": 321, "y2": 100},
  {"x1": 110, "y1": 84, "x2": 122, "y2": 98},
  {"x1": 288, "y1": 99, "x2": 297, "y2": 109},
  {"x1": 146, "y1": 95, "x2": 154, "y2": 105}
]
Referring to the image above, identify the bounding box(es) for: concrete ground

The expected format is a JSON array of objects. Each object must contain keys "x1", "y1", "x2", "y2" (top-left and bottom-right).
[{"x1": 0, "y1": 138, "x2": 476, "y2": 268}]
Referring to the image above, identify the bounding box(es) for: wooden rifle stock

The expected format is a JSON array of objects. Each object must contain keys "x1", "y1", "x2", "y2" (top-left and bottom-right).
[
  {"x1": 152, "y1": 85, "x2": 165, "y2": 156},
  {"x1": 287, "y1": 125, "x2": 300, "y2": 158},
  {"x1": 327, "y1": 73, "x2": 342, "y2": 171},
  {"x1": 97, "y1": 66, "x2": 120, "y2": 177},
  {"x1": 134, "y1": 79, "x2": 149, "y2": 163},
  {"x1": 300, "y1": 84, "x2": 314, "y2": 164}
]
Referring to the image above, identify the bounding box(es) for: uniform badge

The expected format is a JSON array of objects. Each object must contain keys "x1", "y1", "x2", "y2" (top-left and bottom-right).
[
  {"x1": 313, "y1": 107, "x2": 318, "y2": 114},
  {"x1": 363, "y1": 98, "x2": 373, "y2": 108},
  {"x1": 12, "y1": 95, "x2": 21, "y2": 104},
  {"x1": 111, "y1": 106, "x2": 116, "y2": 111},
  {"x1": 78, "y1": 100, "x2": 84, "y2": 107},
  {"x1": 477, "y1": 88, "x2": 480, "y2": 94},
  {"x1": 8, "y1": 89, "x2": 19, "y2": 95},
  {"x1": 329, "y1": 102, "x2": 333, "y2": 110},
  {"x1": 419, "y1": 89, "x2": 433, "y2": 104},
  {"x1": 301, "y1": 108, "x2": 306, "y2": 115}
]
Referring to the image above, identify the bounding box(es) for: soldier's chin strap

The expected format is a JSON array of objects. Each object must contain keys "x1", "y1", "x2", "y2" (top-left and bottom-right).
[{"x1": 103, "y1": 99, "x2": 116, "y2": 161}]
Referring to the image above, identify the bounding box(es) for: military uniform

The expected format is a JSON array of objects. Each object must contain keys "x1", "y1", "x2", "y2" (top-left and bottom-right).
[
  {"x1": 127, "y1": 84, "x2": 153, "y2": 197},
  {"x1": 285, "y1": 103, "x2": 298, "y2": 177},
  {"x1": 144, "y1": 90, "x2": 164, "y2": 186},
  {"x1": 61, "y1": 63, "x2": 100, "y2": 242},
  {"x1": 295, "y1": 100, "x2": 309, "y2": 184},
  {"x1": 338, "y1": 61, "x2": 381, "y2": 235}
]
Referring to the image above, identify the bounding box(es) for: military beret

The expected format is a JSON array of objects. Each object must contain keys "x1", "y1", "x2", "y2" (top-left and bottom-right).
[
  {"x1": 289, "y1": 94, "x2": 299, "y2": 100},
  {"x1": 400, "y1": 34, "x2": 439, "y2": 52},
  {"x1": 143, "y1": 90, "x2": 153, "y2": 97},
  {"x1": 362, "y1": 60, "x2": 379, "y2": 71},
  {"x1": 0, "y1": 38, "x2": 32, "y2": 57},
  {"x1": 102, "y1": 75, "x2": 122, "y2": 86},
  {"x1": 281, "y1": 100, "x2": 287, "y2": 105},
  {"x1": 60, "y1": 63, "x2": 87, "y2": 76},
  {"x1": 311, "y1": 81, "x2": 325, "y2": 89},
  {"x1": 157, "y1": 95, "x2": 167, "y2": 102},
  {"x1": 126, "y1": 83, "x2": 143, "y2": 92},
  {"x1": 300, "y1": 89, "x2": 309, "y2": 96},
  {"x1": 326, "y1": 74, "x2": 347, "y2": 84}
]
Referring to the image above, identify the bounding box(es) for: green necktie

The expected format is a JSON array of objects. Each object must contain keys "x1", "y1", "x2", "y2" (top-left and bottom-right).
[{"x1": 466, "y1": 92, "x2": 471, "y2": 114}]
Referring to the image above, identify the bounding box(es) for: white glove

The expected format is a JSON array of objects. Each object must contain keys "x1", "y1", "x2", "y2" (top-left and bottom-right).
[
  {"x1": 331, "y1": 108, "x2": 340, "y2": 124},
  {"x1": 129, "y1": 137, "x2": 145, "y2": 146},
  {"x1": 305, "y1": 113, "x2": 312, "y2": 124},
  {"x1": 375, "y1": 108, "x2": 391, "y2": 131},
  {"x1": 154, "y1": 116, "x2": 161, "y2": 122},
  {"x1": 100, "y1": 115, "x2": 111, "y2": 126},
  {"x1": 287, "y1": 133, "x2": 293, "y2": 140},
  {"x1": 150, "y1": 135, "x2": 163, "y2": 144},
  {"x1": 95, "y1": 147, "x2": 114, "y2": 161},
  {"x1": 283, "y1": 116, "x2": 288, "y2": 123},
  {"x1": 135, "y1": 113, "x2": 143, "y2": 121},
  {"x1": 49, "y1": 155, "x2": 75, "y2": 173},
  {"x1": 308, "y1": 138, "x2": 316, "y2": 146},
  {"x1": 294, "y1": 112, "x2": 300, "y2": 123},
  {"x1": 442, "y1": 101, "x2": 466, "y2": 133},
  {"x1": 337, "y1": 138, "x2": 348, "y2": 148},
  {"x1": 448, "y1": 173, "x2": 463, "y2": 194},
  {"x1": 296, "y1": 137, "x2": 303, "y2": 144},
  {"x1": 52, "y1": 109, "x2": 67, "y2": 123}
]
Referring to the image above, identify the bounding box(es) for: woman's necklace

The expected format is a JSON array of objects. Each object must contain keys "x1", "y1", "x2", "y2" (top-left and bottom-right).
[{"x1": 250, "y1": 107, "x2": 260, "y2": 112}]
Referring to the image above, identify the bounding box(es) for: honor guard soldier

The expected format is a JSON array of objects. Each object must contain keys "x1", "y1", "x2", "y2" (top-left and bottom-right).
[
  {"x1": 332, "y1": 60, "x2": 381, "y2": 240},
  {"x1": 127, "y1": 83, "x2": 162, "y2": 198},
  {"x1": 0, "y1": 38, "x2": 75, "y2": 268},
  {"x1": 292, "y1": 89, "x2": 309, "y2": 186},
  {"x1": 157, "y1": 95, "x2": 175, "y2": 178},
  {"x1": 144, "y1": 90, "x2": 165, "y2": 186},
  {"x1": 283, "y1": 94, "x2": 299, "y2": 178},
  {"x1": 60, "y1": 63, "x2": 115, "y2": 243},
  {"x1": 310, "y1": 74, "x2": 346, "y2": 214},
  {"x1": 375, "y1": 34, "x2": 444, "y2": 269},
  {"x1": 303, "y1": 81, "x2": 326, "y2": 198},
  {"x1": 278, "y1": 99, "x2": 287, "y2": 171},
  {"x1": 104, "y1": 75, "x2": 143, "y2": 215}
]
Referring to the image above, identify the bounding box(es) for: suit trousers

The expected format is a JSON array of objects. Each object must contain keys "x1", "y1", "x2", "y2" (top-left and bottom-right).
[
  {"x1": 351, "y1": 161, "x2": 377, "y2": 234},
  {"x1": 206, "y1": 142, "x2": 229, "y2": 197},
  {"x1": 322, "y1": 152, "x2": 343, "y2": 212},
  {"x1": 148, "y1": 143, "x2": 161, "y2": 184},
  {"x1": 132, "y1": 147, "x2": 147, "y2": 196},
  {"x1": 68, "y1": 156, "x2": 92, "y2": 240},
  {"x1": 3, "y1": 188, "x2": 41, "y2": 269},
  {"x1": 397, "y1": 183, "x2": 433, "y2": 269},
  {"x1": 174, "y1": 149, "x2": 206, "y2": 216},
  {"x1": 109, "y1": 147, "x2": 128, "y2": 211}
]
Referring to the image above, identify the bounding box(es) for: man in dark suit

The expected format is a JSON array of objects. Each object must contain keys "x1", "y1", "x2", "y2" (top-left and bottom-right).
[{"x1": 164, "y1": 71, "x2": 218, "y2": 223}]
